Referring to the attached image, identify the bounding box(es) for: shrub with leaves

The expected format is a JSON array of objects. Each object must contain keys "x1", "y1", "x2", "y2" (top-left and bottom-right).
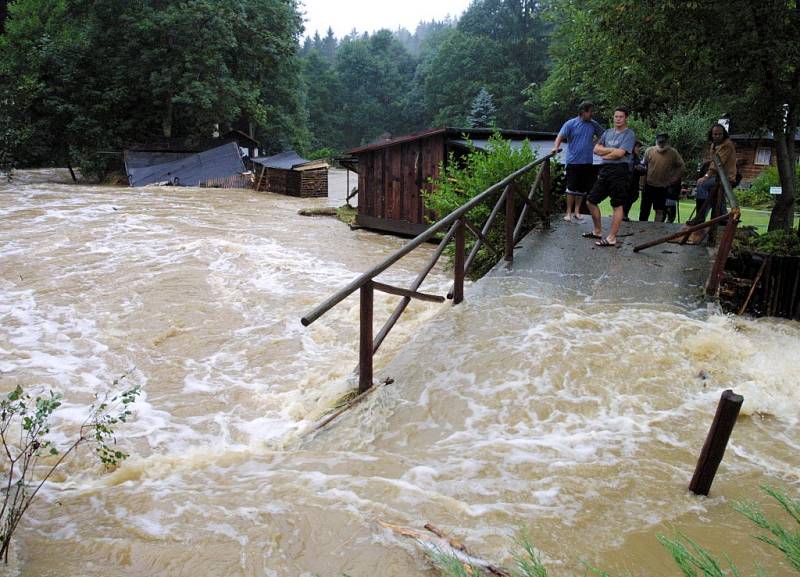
[
  {"x1": 737, "y1": 165, "x2": 800, "y2": 210},
  {"x1": 424, "y1": 133, "x2": 542, "y2": 278},
  {"x1": 0, "y1": 378, "x2": 140, "y2": 562}
]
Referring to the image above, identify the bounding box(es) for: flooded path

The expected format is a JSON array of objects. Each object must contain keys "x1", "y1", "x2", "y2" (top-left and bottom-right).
[{"x1": 1, "y1": 171, "x2": 798, "y2": 576}]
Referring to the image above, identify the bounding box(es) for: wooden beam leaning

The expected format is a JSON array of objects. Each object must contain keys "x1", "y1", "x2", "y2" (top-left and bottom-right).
[
  {"x1": 705, "y1": 209, "x2": 740, "y2": 296},
  {"x1": 513, "y1": 165, "x2": 545, "y2": 243},
  {"x1": 447, "y1": 186, "x2": 510, "y2": 299},
  {"x1": 372, "y1": 281, "x2": 445, "y2": 303},
  {"x1": 689, "y1": 389, "x2": 744, "y2": 496},
  {"x1": 505, "y1": 184, "x2": 516, "y2": 262},
  {"x1": 633, "y1": 213, "x2": 731, "y2": 252},
  {"x1": 373, "y1": 220, "x2": 459, "y2": 355},
  {"x1": 541, "y1": 159, "x2": 552, "y2": 226},
  {"x1": 464, "y1": 218, "x2": 500, "y2": 258},
  {"x1": 453, "y1": 217, "x2": 465, "y2": 304},
  {"x1": 359, "y1": 281, "x2": 374, "y2": 393}
]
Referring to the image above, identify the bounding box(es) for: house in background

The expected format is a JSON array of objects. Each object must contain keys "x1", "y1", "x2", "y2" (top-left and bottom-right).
[
  {"x1": 730, "y1": 129, "x2": 800, "y2": 184},
  {"x1": 344, "y1": 127, "x2": 558, "y2": 236},
  {"x1": 252, "y1": 150, "x2": 329, "y2": 197}
]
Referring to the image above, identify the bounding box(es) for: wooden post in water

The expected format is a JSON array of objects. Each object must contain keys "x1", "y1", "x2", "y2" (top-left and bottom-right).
[
  {"x1": 689, "y1": 389, "x2": 743, "y2": 496},
  {"x1": 453, "y1": 217, "x2": 465, "y2": 304},
  {"x1": 505, "y1": 184, "x2": 515, "y2": 262},
  {"x1": 358, "y1": 281, "x2": 374, "y2": 393},
  {"x1": 705, "y1": 210, "x2": 740, "y2": 296},
  {"x1": 541, "y1": 160, "x2": 551, "y2": 227}
]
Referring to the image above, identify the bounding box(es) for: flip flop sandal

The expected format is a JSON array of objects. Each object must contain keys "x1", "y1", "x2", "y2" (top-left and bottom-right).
[
  {"x1": 582, "y1": 232, "x2": 602, "y2": 239},
  {"x1": 595, "y1": 239, "x2": 617, "y2": 247}
]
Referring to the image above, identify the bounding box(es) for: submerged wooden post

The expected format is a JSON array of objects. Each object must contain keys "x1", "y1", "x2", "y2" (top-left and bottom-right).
[
  {"x1": 505, "y1": 184, "x2": 515, "y2": 262},
  {"x1": 705, "y1": 210, "x2": 740, "y2": 296},
  {"x1": 453, "y1": 217, "x2": 465, "y2": 304},
  {"x1": 541, "y1": 160, "x2": 552, "y2": 227},
  {"x1": 689, "y1": 389, "x2": 743, "y2": 496},
  {"x1": 358, "y1": 281, "x2": 374, "y2": 393}
]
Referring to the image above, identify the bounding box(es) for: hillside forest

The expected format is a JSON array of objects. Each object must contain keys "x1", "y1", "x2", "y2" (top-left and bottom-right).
[{"x1": 0, "y1": 0, "x2": 798, "y2": 232}]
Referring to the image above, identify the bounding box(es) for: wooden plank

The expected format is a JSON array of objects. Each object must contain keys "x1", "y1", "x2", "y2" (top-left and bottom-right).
[
  {"x1": 372, "y1": 281, "x2": 444, "y2": 303},
  {"x1": 355, "y1": 214, "x2": 429, "y2": 237},
  {"x1": 689, "y1": 389, "x2": 744, "y2": 496},
  {"x1": 359, "y1": 282, "x2": 374, "y2": 394},
  {"x1": 453, "y1": 218, "x2": 465, "y2": 304}
]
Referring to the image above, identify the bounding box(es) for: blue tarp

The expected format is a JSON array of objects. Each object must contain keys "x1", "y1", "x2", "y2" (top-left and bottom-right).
[{"x1": 126, "y1": 142, "x2": 246, "y2": 187}]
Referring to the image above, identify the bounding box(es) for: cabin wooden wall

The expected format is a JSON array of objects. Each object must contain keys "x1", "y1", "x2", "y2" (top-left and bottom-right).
[
  {"x1": 356, "y1": 134, "x2": 445, "y2": 234},
  {"x1": 255, "y1": 167, "x2": 328, "y2": 197}
]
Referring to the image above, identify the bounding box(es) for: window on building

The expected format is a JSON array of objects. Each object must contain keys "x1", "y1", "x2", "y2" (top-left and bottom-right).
[{"x1": 755, "y1": 147, "x2": 772, "y2": 165}]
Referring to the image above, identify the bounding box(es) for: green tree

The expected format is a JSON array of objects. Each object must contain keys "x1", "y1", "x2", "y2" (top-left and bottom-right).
[
  {"x1": 539, "y1": 0, "x2": 799, "y2": 234},
  {"x1": 467, "y1": 87, "x2": 497, "y2": 128}
]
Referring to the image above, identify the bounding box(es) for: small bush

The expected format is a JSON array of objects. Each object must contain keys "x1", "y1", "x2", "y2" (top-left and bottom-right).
[
  {"x1": 738, "y1": 164, "x2": 800, "y2": 210},
  {"x1": 424, "y1": 133, "x2": 542, "y2": 278},
  {"x1": 743, "y1": 229, "x2": 800, "y2": 256}
]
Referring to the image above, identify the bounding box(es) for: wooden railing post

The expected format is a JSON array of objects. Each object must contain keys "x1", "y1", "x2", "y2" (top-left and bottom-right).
[
  {"x1": 505, "y1": 184, "x2": 515, "y2": 262},
  {"x1": 453, "y1": 217, "x2": 465, "y2": 304},
  {"x1": 358, "y1": 281, "x2": 374, "y2": 393},
  {"x1": 705, "y1": 210, "x2": 739, "y2": 296},
  {"x1": 541, "y1": 160, "x2": 552, "y2": 228},
  {"x1": 689, "y1": 389, "x2": 743, "y2": 496}
]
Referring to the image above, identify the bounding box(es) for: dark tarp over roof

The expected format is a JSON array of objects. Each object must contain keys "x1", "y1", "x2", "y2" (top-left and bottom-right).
[
  {"x1": 251, "y1": 150, "x2": 309, "y2": 170},
  {"x1": 126, "y1": 142, "x2": 246, "y2": 187}
]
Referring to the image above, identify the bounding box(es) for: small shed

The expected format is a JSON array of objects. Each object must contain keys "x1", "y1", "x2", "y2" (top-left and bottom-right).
[
  {"x1": 730, "y1": 129, "x2": 800, "y2": 183},
  {"x1": 347, "y1": 127, "x2": 558, "y2": 236},
  {"x1": 252, "y1": 151, "x2": 329, "y2": 198}
]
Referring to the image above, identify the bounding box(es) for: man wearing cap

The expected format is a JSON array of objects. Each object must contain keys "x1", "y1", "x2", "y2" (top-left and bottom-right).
[
  {"x1": 551, "y1": 101, "x2": 604, "y2": 222},
  {"x1": 640, "y1": 133, "x2": 685, "y2": 222}
]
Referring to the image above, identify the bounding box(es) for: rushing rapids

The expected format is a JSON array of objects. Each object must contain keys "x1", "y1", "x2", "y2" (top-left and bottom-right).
[{"x1": 1, "y1": 170, "x2": 798, "y2": 576}]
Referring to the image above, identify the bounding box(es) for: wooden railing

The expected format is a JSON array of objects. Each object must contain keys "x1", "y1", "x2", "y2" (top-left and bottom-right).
[
  {"x1": 301, "y1": 153, "x2": 556, "y2": 393},
  {"x1": 633, "y1": 153, "x2": 740, "y2": 296}
]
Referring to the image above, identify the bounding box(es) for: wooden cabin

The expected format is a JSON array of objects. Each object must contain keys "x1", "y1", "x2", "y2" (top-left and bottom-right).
[
  {"x1": 346, "y1": 127, "x2": 557, "y2": 236},
  {"x1": 731, "y1": 129, "x2": 800, "y2": 183},
  {"x1": 252, "y1": 151, "x2": 328, "y2": 197}
]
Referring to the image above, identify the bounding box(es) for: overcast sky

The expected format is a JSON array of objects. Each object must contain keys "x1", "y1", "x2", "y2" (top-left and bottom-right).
[{"x1": 300, "y1": 0, "x2": 472, "y2": 39}]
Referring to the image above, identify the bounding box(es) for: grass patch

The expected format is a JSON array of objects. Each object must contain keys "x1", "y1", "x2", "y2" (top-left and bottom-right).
[
  {"x1": 594, "y1": 198, "x2": 798, "y2": 234},
  {"x1": 336, "y1": 205, "x2": 357, "y2": 226}
]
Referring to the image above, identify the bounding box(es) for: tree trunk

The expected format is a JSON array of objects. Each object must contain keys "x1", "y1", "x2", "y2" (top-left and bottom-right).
[
  {"x1": 767, "y1": 119, "x2": 797, "y2": 233},
  {"x1": 162, "y1": 94, "x2": 173, "y2": 138}
]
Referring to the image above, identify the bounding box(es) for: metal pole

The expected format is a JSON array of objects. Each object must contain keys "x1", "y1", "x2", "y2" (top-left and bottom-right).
[{"x1": 542, "y1": 160, "x2": 551, "y2": 227}]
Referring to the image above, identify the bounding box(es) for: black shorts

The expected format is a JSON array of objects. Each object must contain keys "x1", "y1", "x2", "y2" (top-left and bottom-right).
[
  {"x1": 587, "y1": 164, "x2": 630, "y2": 208},
  {"x1": 565, "y1": 164, "x2": 597, "y2": 196},
  {"x1": 644, "y1": 183, "x2": 668, "y2": 211}
]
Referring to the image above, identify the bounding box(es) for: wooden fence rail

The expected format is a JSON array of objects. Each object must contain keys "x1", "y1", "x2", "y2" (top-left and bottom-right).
[{"x1": 301, "y1": 152, "x2": 558, "y2": 393}]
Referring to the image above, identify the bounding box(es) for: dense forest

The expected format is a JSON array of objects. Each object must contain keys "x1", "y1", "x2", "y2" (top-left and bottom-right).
[{"x1": 0, "y1": 0, "x2": 798, "y2": 231}]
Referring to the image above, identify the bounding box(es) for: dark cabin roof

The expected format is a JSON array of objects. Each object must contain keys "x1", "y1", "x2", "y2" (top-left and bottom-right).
[
  {"x1": 347, "y1": 127, "x2": 558, "y2": 155},
  {"x1": 730, "y1": 129, "x2": 800, "y2": 142},
  {"x1": 252, "y1": 150, "x2": 310, "y2": 170},
  {"x1": 126, "y1": 142, "x2": 246, "y2": 187}
]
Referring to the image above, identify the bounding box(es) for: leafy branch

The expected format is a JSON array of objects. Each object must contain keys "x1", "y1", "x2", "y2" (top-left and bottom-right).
[{"x1": 0, "y1": 375, "x2": 140, "y2": 563}]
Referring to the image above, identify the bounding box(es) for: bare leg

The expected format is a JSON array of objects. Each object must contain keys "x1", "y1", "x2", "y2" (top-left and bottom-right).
[
  {"x1": 606, "y1": 205, "x2": 624, "y2": 244},
  {"x1": 654, "y1": 209, "x2": 665, "y2": 222},
  {"x1": 564, "y1": 194, "x2": 575, "y2": 221},
  {"x1": 573, "y1": 195, "x2": 585, "y2": 220},
  {"x1": 587, "y1": 201, "x2": 602, "y2": 236}
]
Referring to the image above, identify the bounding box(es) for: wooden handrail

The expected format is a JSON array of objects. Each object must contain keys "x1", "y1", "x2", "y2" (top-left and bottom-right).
[
  {"x1": 301, "y1": 152, "x2": 557, "y2": 327},
  {"x1": 302, "y1": 150, "x2": 557, "y2": 394}
]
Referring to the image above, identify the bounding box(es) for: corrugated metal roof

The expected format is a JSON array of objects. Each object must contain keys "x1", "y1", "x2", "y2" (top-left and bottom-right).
[
  {"x1": 126, "y1": 142, "x2": 246, "y2": 187},
  {"x1": 730, "y1": 129, "x2": 800, "y2": 142},
  {"x1": 449, "y1": 138, "x2": 563, "y2": 160},
  {"x1": 123, "y1": 150, "x2": 194, "y2": 169},
  {"x1": 252, "y1": 150, "x2": 309, "y2": 169},
  {"x1": 348, "y1": 127, "x2": 558, "y2": 155}
]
